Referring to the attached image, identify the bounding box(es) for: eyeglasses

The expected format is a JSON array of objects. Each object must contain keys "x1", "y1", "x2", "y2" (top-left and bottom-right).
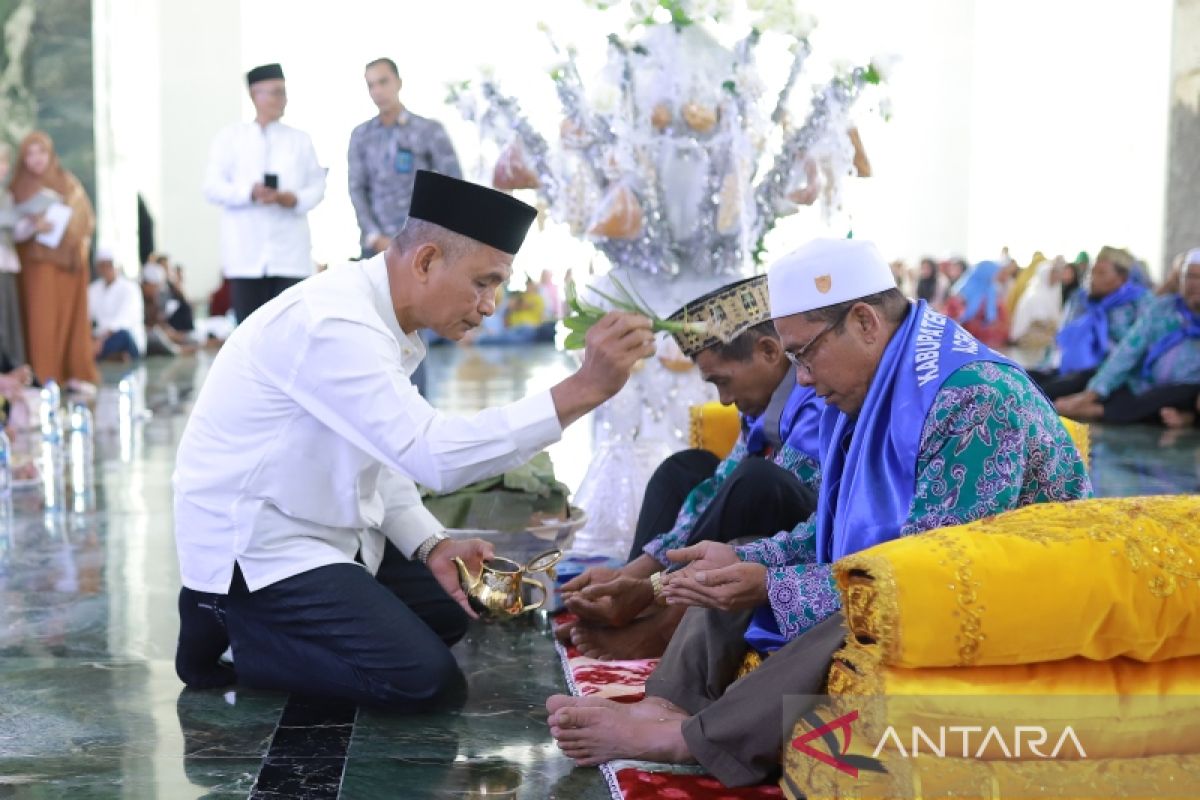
[{"x1": 783, "y1": 306, "x2": 852, "y2": 373}]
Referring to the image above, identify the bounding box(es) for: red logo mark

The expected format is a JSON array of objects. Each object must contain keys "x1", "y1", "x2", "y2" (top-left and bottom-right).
[{"x1": 791, "y1": 710, "x2": 860, "y2": 778}]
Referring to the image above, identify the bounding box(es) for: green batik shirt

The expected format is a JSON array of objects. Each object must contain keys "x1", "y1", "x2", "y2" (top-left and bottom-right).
[
  {"x1": 735, "y1": 362, "x2": 1093, "y2": 640},
  {"x1": 1087, "y1": 294, "x2": 1200, "y2": 398}
]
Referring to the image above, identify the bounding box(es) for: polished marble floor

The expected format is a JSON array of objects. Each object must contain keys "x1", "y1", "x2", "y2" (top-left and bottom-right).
[{"x1": 1, "y1": 344, "x2": 1197, "y2": 799}]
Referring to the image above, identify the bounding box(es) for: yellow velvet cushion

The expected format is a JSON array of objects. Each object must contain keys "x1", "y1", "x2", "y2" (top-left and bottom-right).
[
  {"x1": 783, "y1": 737, "x2": 1200, "y2": 800},
  {"x1": 822, "y1": 644, "x2": 1200, "y2": 761},
  {"x1": 835, "y1": 496, "x2": 1200, "y2": 668},
  {"x1": 688, "y1": 401, "x2": 741, "y2": 459},
  {"x1": 684, "y1": 407, "x2": 1088, "y2": 465},
  {"x1": 1059, "y1": 415, "x2": 1089, "y2": 467}
]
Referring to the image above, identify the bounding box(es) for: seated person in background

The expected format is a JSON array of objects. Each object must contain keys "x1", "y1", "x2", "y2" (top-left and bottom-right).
[
  {"x1": 88, "y1": 247, "x2": 146, "y2": 363},
  {"x1": 557, "y1": 275, "x2": 823, "y2": 660},
  {"x1": 1056, "y1": 249, "x2": 1200, "y2": 428},
  {"x1": 165, "y1": 264, "x2": 196, "y2": 335},
  {"x1": 1008, "y1": 254, "x2": 1062, "y2": 351},
  {"x1": 943, "y1": 259, "x2": 1010, "y2": 349},
  {"x1": 505, "y1": 278, "x2": 546, "y2": 328},
  {"x1": 914, "y1": 256, "x2": 947, "y2": 306},
  {"x1": 1060, "y1": 253, "x2": 1087, "y2": 304},
  {"x1": 548, "y1": 238, "x2": 1091, "y2": 788},
  {"x1": 1029, "y1": 245, "x2": 1151, "y2": 399}
]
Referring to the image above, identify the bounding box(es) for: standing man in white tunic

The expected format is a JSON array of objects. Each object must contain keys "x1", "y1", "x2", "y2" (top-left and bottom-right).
[
  {"x1": 173, "y1": 171, "x2": 655, "y2": 711},
  {"x1": 203, "y1": 63, "x2": 327, "y2": 324}
]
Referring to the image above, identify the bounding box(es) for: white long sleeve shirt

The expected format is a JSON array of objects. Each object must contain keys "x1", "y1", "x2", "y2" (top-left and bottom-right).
[
  {"x1": 172, "y1": 255, "x2": 563, "y2": 593},
  {"x1": 203, "y1": 120, "x2": 327, "y2": 279},
  {"x1": 88, "y1": 276, "x2": 147, "y2": 354}
]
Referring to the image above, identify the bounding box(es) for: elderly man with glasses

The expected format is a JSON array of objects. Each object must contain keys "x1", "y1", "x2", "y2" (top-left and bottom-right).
[{"x1": 546, "y1": 238, "x2": 1092, "y2": 788}]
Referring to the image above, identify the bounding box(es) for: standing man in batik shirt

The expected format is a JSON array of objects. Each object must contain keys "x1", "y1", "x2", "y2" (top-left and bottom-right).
[
  {"x1": 546, "y1": 238, "x2": 1092, "y2": 788},
  {"x1": 204, "y1": 63, "x2": 327, "y2": 324},
  {"x1": 348, "y1": 58, "x2": 462, "y2": 259}
]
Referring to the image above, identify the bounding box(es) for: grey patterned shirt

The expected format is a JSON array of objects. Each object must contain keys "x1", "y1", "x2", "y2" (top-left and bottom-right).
[{"x1": 347, "y1": 109, "x2": 462, "y2": 249}]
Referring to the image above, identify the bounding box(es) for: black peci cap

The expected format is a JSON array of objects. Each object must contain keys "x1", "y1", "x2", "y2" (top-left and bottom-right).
[
  {"x1": 247, "y1": 63, "x2": 285, "y2": 86},
  {"x1": 408, "y1": 171, "x2": 537, "y2": 256}
]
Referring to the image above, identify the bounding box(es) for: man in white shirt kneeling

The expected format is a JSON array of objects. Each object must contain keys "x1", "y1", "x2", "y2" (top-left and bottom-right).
[
  {"x1": 88, "y1": 247, "x2": 146, "y2": 362},
  {"x1": 173, "y1": 171, "x2": 655, "y2": 712}
]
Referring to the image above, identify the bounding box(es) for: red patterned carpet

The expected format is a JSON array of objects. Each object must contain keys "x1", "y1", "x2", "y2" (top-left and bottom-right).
[{"x1": 554, "y1": 615, "x2": 784, "y2": 800}]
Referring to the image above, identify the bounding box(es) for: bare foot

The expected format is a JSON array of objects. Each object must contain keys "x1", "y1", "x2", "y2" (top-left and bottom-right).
[
  {"x1": 570, "y1": 605, "x2": 685, "y2": 660},
  {"x1": 549, "y1": 705, "x2": 695, "y2": 766},
  {"x1": 546, "y1": 693, "x2": 688, "y2": 722},
  {"x1": 1161, "y1": 407, "x2": 1196, "y2": 430}
]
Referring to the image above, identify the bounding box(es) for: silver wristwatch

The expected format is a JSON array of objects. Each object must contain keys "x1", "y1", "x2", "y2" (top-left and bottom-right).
[{"x1": 414, "y1": 532, "x2": 448, "y2": 564}]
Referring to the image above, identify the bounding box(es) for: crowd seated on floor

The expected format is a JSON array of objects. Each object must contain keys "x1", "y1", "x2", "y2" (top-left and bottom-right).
[{"x1": 889, "y1": 245, "x2": 1200, "y2": 428}]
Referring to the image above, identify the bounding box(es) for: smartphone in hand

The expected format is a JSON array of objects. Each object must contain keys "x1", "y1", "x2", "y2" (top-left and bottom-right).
[{"x1": 263, "y1": 173, "x2": 279, "y2": 189}]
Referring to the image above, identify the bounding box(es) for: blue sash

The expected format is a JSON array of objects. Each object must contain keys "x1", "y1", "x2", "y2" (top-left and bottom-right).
[
  {"x1": 1056, "y1": 282, "x2": 1146, "y2": 374},
  {"x1": 743, "y1": 382, "x2": 822, "y2": 459},
  {"x1": 1141, "y1": 297, "x2": 1200, "y2": 381},
  {"x1": 815, "y1": 300, "x2": 1016, "y2": 563},
  {"x1": 747, "y1": 302, "x2": 1015, "y2": 652}
]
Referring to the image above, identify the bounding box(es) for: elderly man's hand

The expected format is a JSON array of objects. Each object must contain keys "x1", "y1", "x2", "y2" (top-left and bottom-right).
[
  {"x1": 565, "y1": 574, "x2": 654, "y2": 626},
  {"x1": 661, "y1": 561, "x2": 769, "y2": 611},
  {"x1": 425, "y1": 537, "x2": 495, "y2": 619},
  {"x1": 578, "y1": 311, "x2": 655, "y2": 399},
  {"x1": 551, "y1": 312, "x2": 656, "y2": 428},
  {"x1": 664, "y1": 541, "x2": 740, "y2": 575}
]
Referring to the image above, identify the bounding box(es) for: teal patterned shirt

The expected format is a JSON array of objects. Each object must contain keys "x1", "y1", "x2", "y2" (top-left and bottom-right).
[
  {"x1": 735, "y1": 362, "x2": 1093, "y2": 640},
  {"x1": 641, "y1": 435, "x2": 821, "y2": 565},
  {"x1": 1087, "y1": 294, "x2": 1200, "y2": 398}
]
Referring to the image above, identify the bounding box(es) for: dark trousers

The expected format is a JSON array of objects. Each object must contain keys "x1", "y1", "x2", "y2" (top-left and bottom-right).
[
  {"x1": 626, "y1": 449, "x2": 818, "y2": 563},
  {"x1": 229, "y1": 276, "x2": 303, "y2": 324},
  {"x1": 645, "y1": 607, "x2": 848, "y2": 787},
  {"x1": 1028, "y1": 367, "x2": 1097, "y2": 400},
  {"x1": 96, "y1": 329, "x2": 141, "y2": 361},
  {"x1": 1100, "y1": 384, "x2": 1200, "y2": 424},
  {"x1": 175, "y1": 541, "x2": 470, "y2": 711}
]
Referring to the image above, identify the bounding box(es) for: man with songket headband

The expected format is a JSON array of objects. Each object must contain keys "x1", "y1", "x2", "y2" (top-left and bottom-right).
[
  {"x1": 1056, "y1": 248, "x2": 1200, "y2": 428},
  {"x1": 547, "y1": 237, "x2": 1092, "y2": 788},
  {"x1": 173, "y1": 171, "x2": 657, "y2": 710},
  {"x1": 1029, "y1": 245, "x2": 1152, "y2": 400},
  {"x1": 556, "y1": 275, "x2": 825, "y2": 661}
]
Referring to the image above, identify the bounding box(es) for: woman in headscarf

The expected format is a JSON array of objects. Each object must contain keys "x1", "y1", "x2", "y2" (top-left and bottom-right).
[
  {"x1": 1004, "y1": 250, "x2": 1046, "y2": 317},
  {"x1": 915, "y1": 257, "x2": 946, "y2": 306},
  {"x1": 0, "y1": 141, "x2": 37, "y2": 367},
  {"x1": 10, "y1": 131, "x2": 98, "y2": 387},
  {"x1": 944, "y1": 260, "x2": 1010, "y2": 349},
  {"x1": 1008, "y1": 256, "x2": 1062, "y2": 349}
]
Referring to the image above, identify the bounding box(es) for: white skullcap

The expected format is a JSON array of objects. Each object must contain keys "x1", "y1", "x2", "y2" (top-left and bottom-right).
[
  {"x1": 767, "y1": 238, "x2": 895, "y2": 318},
  {"x1": 95, "y1": 245, "x2": 115, "y2": 263},
  {"x1": 1185, "y1": 248, "x2": 1200, "y2": 266}
]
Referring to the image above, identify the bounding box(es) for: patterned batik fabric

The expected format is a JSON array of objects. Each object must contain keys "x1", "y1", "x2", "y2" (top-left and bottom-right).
[
  {"x1": 641, "y1": 437, "x2": 821, "y2": 565},
  {"x1": 1088, "y1": 294, "x2": 1200, "y2": 397},
  {"x1": 736, "y1": 362, "x2": 1093, "y2": 641}
]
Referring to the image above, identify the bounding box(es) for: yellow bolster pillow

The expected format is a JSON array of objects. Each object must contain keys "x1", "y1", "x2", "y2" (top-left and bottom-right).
[
  {"x1": 823, "y1": 644, "x2": 1200, "y2": 761},
  {"x1": 834, "y1": 496, "x2": 1200, "y2": 668}
]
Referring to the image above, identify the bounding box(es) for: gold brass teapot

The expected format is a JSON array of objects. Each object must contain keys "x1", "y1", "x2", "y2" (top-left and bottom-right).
[{"x1": 453, "y1": 549, "x2": 562, "y2": 618}]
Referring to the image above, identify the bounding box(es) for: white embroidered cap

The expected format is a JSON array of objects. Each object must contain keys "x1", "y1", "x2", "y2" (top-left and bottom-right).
[
  {"x1": 1185, "y1": 248, "x2": 1200, "y2": 267},
  {"x1": 95, "y1": 245, "x2": 115, "y2": 263},
  {"x1": 767, "y1": 238, "x2": 895, "y2": 318}
]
